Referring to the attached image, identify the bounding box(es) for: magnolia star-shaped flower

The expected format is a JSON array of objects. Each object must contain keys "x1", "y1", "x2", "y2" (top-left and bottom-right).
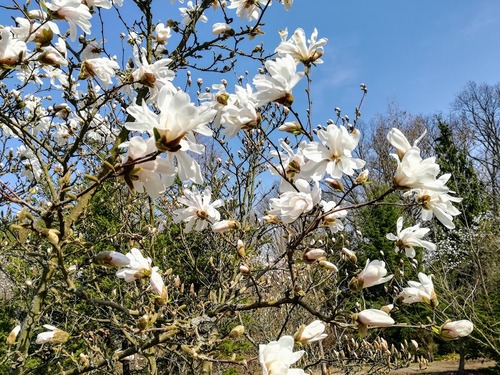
[
  {"x1": 259, "y1": 336, "x2": 306, "y2": 375},
  {"x1": 119, "y1": 136, "x2": 176, "y2": 199},
  {"x1": 267, "y1": 179, "x2": 321, "y2": 224},
  {"x1": 386, "y1": 217, "x2": 436, "y2": 258},
  {"x1": 411, "y1": 183, "x2": 463, "y2": 229},
  {"x1": 392, "y1": 147, "x2": 449, "y2": 192},
  {"x1": 253, "y1": 54, "x2": 304, "y2": 107},
  {"x1": 116, "y1": 248, "x2": 152, "y2": 282},
  {"x1": 80, "y1": 57, "x2": 119, "y2": 88},
  {"x1": 0, "y1": 28, "x2": 27, "y2": 66},
  {"x1": 303, "y1": 125, "x2": 365, "y2": 181},
  {"x1": 228, "y1": 0, "x2": 270, "y2": 21},
  {"x1": 44, "y1": 0, "x2": 92, "y2": 42},
  {"x1": 125, "y1": 86, "x2": 216, "y2": 184},
  {"x1": 387, "y1": 127, "x2": 426, "y2": 160},
  {"x1": 276, "y1": 27, "x2": 328, "y2": 65},
  {"x1": 173, "y1": 186, "x2": 222, "y2": 232},
  {"x1": 349, "y1": 259, "x2": 393, "y2": 291},
  {"x1": 398, "y1": 272, "x2": 438, "y2": 308}
]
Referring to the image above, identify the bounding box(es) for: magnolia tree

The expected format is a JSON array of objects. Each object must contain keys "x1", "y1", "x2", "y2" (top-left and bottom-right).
[{"x1": 0, "y1": 0, "x2": 473, "y2": 374}]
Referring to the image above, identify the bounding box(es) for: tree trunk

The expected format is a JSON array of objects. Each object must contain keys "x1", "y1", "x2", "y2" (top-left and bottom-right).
[{"x1": 457, "y1": 344, "x2": 466, "y2": 375}]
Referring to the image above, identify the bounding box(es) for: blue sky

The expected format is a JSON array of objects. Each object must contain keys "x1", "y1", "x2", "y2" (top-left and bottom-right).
[
  {"x1": 262, "y1": 1, "x2": 500, "y2": 124},
  {"x1": 2, "y1": 1, "x2": 499, "y2": 125}
]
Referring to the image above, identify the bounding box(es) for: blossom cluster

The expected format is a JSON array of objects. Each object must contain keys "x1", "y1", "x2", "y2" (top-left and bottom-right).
[{"x1": 1, "y1": 1, "x2": 476, "y2": 372}]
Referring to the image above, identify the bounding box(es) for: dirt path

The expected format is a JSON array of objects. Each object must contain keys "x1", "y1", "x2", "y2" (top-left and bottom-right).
[{"x1": 390, "y1": 359, "x2": 496, "y2": 374}]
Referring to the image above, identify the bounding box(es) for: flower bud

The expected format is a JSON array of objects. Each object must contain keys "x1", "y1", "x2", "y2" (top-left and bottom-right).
[
  {"x1": 439, "y1": 320, "x2": 473, "y2": 341},
  {"x1": 355, "y1": 309, "x2": 395, "y2": 336},
  {"x1": 229, "y1": 325, "x2": 245, "y2": 338},
  {"x1": 303, "y1": 248, "x2": 326, "y2": 263},
  {"x1": 341, "y1": 248, "x2": 357, "y2": 264},
  {"x1": 355, "y1": 169, "x2": 369, "y2": 184},
  {"x1": 6, "y1": 325, "x2": 21, "y2": 346},
  {"x1": 278, "y1": 121, "x2": 302, "y2": 135},
  {"x1": 318, "y1": 260, "x2": 338, "y2": 272},
  {"x1": 294, "y1": 320, "x2": 327, "y2": 345},
  {"x1": 237, "y1": 239, "x2": 246, "y2": 258},
  {"x1": 36, "y1": 325, "x2": 70, "y2": 344},
  {"x1": 263, "y1": 214, "x2": 280, "y2": 224},
  {"x1": 325, "y1": 178, "x2": 345, "y2": 192},
  {"x1": 212, "y1": 220, "x2": 240, "y2": 233},
  {"x1": 79, "y1": 353, "x2": 90, "y2": 366},
  {"x1": 41, "y1": 228, "x2": 60, "y2": 246},
  {"x1": 150, "y1": 269, "x2": 168, "y2": 305},
  {"x1": 410, "y1": 340, "x2": 419, "y2": 350},
  {"x1": 380, "y1": 304, "x2": 394, "y2": 314},
  {"x1": 93, "y1": 251, "x2": 131, "y2": 267},
  {"x1": 239, "y1": 264, "x2": 251, "y2": 275}
]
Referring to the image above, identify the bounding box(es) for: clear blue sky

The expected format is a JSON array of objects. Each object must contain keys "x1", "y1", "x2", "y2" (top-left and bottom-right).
[
  {"x1": 263, "y1": 1, "x2": 500, "y2": 123},
  {"x1": 2, "y1": 1, "x2": 500, "y2": 124}
]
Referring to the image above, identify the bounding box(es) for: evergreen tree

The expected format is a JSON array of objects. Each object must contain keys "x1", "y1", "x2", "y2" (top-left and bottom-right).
[{"x1": 434, "y1": 118, "x2": 489, "y2": 226}]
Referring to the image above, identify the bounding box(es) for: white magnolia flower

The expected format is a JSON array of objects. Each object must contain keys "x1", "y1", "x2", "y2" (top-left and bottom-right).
[
  {"x1": 220, "y1": 84, "x2": 261, "y2": 137},
  {"x1": 267, "y1": 179, "x2": 321, "y2": 224},
  {"x1": 173, "y1": 186, "x2": 222, "y2": 233},
  {"x1": 76, "y1": 41, "x2": 98, "y2": 60},
  {"x1": 269, "y1": 139, "x2": 308, "y2": 185},
  {"x1": 38, "y1": 38, "x2": 68, "y2": 66},
  {"x1": 320, "y1": 200, "x2": 347, "y2": 233},
  {"x1": 212, "y1": 22, "x2": 232, "y2": 35},
  {"x1": 81, "y1": 57, "x2": 119, "y2": 87},
  {"x1": 393, "y1": 147, "x2": 449, "y2": 192},
  {"x1": 294, "y1": 320, "x2": 328, "y2": 345},
  {"x1": 387, "y1": 128, "x2": 426, "y2": 160},
  {"x1": 356, "y1": 309, "x2": 395, "y2": 327},
  {"x1": 116, "y1": 248, "x2": 152, "y2": 282},
  {"x1": 83, "y1": 112, "x2": 116, "y2": 144},
  {"x1": 85, "y1": 0, "x2": 114, "y2": 9},
  {"x1": 398, "y1": 272, "x2": 438, "y2": 308},
  {"x1": 0, "y1": 28, "x2": 27, "y2": 66},
  {"x1": 125, "y1": 86, "x2": 216, "y2": 184},
  {"x1": 13, "y1": 17, "x2": 60, "y2": 44},
  {"x1": 180, "y1": 1, "x2": 208, "y2": 25},
  {"x1": 42, "y1": 66, "x2": 70, "y2": 89},
  {"x1": 349, "y1": 259, "x2": 393, "y2": 291},
  {"x1": 36, "y1": 325, "x2": 70, "y2": 344},
  {"x1": 198, "y1": 83, "x2": 233, "y2": 126},
  {"x1": 303, "y1": 125, "x2": 365, "y2": 181},
  {"x1": 155, "y1": 23, "x2": 171, "y2": 44},
  {"x1": 276, "y1": 28, "x2": 327, "y2": 65},
  {"x1": 128, "y1": 45, "x2": 176, "y2": 100},
  {"x1": 386, "y1": 217, "x2": 436, "y2": 258},
  {"x1": 253, "y1": 54, "x2": 304, "y2": 107},
  {"x1": 17, "y1": 145, "x2": 43, "y2": 182},
  {"x1": 440, "y1": 320, "x2": 474, "y2": 340},
  {"x1": 259, "y1": 335, "x2": 306, "y2": 375},
  {"x1": 228, "y1": 0, "x2": 270, "y2": 21},
  {"x1": 44, "y1": 0, "x2": 92, "y2": 42},
  {"x1": 119, "y1": 136, "x2": 176, "y2": 199},
  {"x1": 412, "y1": 184, "x2": 462, "y2": 229}
]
